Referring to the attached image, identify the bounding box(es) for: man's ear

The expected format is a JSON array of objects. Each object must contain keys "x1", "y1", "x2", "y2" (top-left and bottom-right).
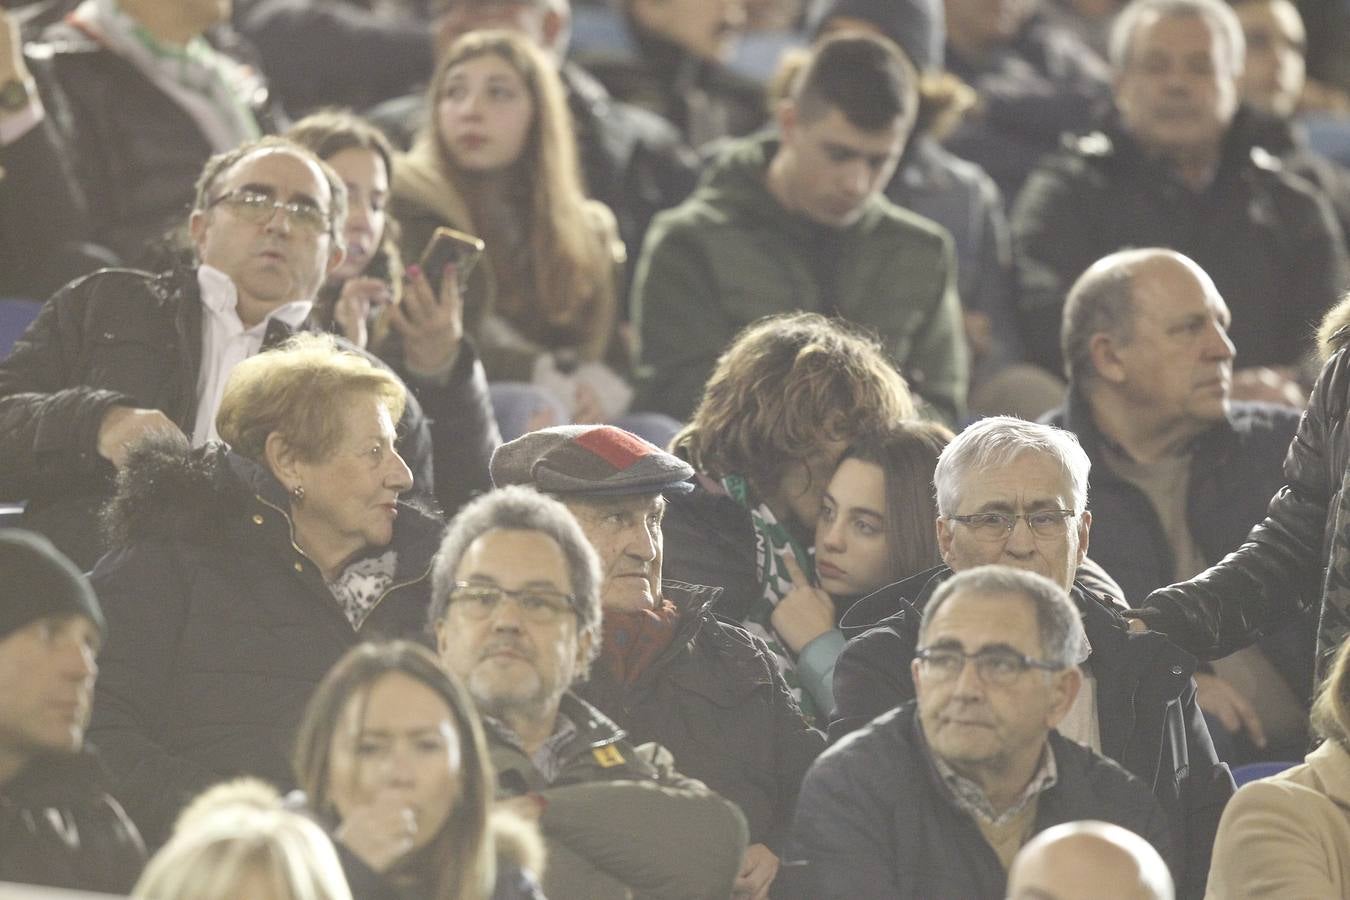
[
  {"x1": 1075, "y1": 509, "x2": 1091, "y2": 567},
  {"x1": 775, "y1": 98, "x2": 798, "y2": 141},
  {"x1": 911, "y1": 656, "x2": 924, "y2": 691},
  {"x1": 1088, "y1": 332, "x2": 1128, "y2": 385},
  {"x1": 188, "y1": 209, "x2": 209, "y2": 260},
  {"x1": 434, "y1": 616, "x2": 450, "y2": 657},
  {"x1": 1045, "y1": 665, "x2": 1084, "y2": 729},
  {"x1": 263, "y1": 431, "x2": 302, "y2": 494},
  {"x1": 325, "y1": 240, "x2": 346, "y2": 279},
  {"x1": 936, "y1": 517, "x2": 955, "y2": 566},
  {"x1": 574, "y1": 629, "x2": 594, "y2": 675},
  {"x1": 542, "y1": 6, "x2": 569, "y2": 53}
]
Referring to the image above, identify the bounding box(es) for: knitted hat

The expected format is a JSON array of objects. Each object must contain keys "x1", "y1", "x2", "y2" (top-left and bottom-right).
[
  {"x1": 811, "y1": 0, "x2": 945, "y2": 72},
  {"x1": 0, "y1": 529, "x2": 105, "y2": 642},
  {"x1": 491, "y1": 425, "x2": 695, "y2": 497}
]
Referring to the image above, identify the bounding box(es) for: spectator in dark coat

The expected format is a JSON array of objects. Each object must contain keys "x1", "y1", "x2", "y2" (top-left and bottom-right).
[
  {"x1": 490, "y1": 424, "x2": 826, "y2": 900},
  {"x1": 0, "y1": 529, "x2": 145, "y2": 893},
  {"x1": 785, "y1": 566, "x2": 1171, "y2": 899},
  {"x1": 1045, "y1": 248, "x2": 1313, "y2": 761},
  {"x1": 830, "y1": 416, "x2": 1232, "y2": 897},
  {"x1": 0, "y1": 136, "x2": 497, "y2": 568},
  {"x1": 1012, "y1": 0, "x2": 1349, "y2": 385},
  {"x1": 87, "y1": 334, "x2": 446, "y2": 847}
]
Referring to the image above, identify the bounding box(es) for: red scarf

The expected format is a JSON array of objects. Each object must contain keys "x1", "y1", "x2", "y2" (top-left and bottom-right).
[{"x1": 599, "y1": 599, "x2": 681, "y2": 687}]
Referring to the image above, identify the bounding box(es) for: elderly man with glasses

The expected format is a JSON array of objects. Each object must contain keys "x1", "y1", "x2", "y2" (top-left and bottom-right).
[
  {"x1": 0, "y1": 135, "x2": 498, "y2": 568},
  {"x1": 785, "y1": 565, "x2": 1170, "y2": 898},
  {"x1": 430, "y1": 485, "x2": 748, "y2": 900},
  {"x1": 826, "y1": 416, "x2": 1231, "y2": 898}
]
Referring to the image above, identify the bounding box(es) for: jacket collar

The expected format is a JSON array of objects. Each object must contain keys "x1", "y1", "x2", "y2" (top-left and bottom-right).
[
  {"x1": 1054, "y1": 384, "x2": 1238, "y2": 467},
  {"x1": 1306, "y1": 739, "x2": 1350, "y2": 809}
]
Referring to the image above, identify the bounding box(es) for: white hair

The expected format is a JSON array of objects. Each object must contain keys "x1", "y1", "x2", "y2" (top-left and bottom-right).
[
  {"x1": 1109, "y1": 0, "x2": 1246, "y2": 77},
  {"x1": 934, "y1": 417, "x2": 1091, "y2": 518}
]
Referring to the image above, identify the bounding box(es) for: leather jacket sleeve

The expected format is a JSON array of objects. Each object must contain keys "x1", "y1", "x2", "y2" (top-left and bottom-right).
[{"x1": 1136, "y1": 349, "x2": 1345, "y2": 658}]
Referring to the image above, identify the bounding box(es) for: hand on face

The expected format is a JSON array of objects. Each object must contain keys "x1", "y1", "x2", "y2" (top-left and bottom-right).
[
  {"x1": 334, "y1": 789, "x2": 421, "y2": 874},
  {"x1": 770, "y1": 553, "x2": 837, "y2": 654}
]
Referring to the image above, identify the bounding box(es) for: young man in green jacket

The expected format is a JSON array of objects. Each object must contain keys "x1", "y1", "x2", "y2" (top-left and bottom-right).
[{"x1": 631, "y1": 32, "x2": 967, "y2": 424}]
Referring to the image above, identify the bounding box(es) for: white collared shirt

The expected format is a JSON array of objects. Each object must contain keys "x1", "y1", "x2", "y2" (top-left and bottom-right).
[{"x1": 192, "y1": 265, "x2": 311, "y2": 446}]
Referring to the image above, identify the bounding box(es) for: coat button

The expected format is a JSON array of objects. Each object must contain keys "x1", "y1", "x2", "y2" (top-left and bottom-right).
[
  {"x1": 293, "y1": 562, "x2": 304, "y2": 573},
  {"x1": 252, "y1": 514, "x2": 264, "y2": 525},
  {"x1": 1171, "y1": 665, "x2": 1183, "y2": 676}
]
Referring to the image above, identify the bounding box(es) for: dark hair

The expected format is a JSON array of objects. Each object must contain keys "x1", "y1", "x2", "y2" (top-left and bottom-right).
[
  {"x1": 193, "y1": 135, "x2": 348, "y2": 243},
  {"x1": 792, "y1": 33, "x2": 917, "y2": 131},
  {"x1": 839, "y1": 420, "x2": 952, "y2": 584},
  {"x1": 293, "y1": 641, "x2": 495, "y2": 900}
]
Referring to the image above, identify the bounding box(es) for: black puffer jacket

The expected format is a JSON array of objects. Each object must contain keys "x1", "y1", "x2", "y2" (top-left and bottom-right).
[
  {"x1": 832, "y1": 566, "x2": 1233, "y2": 898},
  {"x1": 0, "y1": 266, "x2": 495, "y2": 568},
  {"x1": 87, "y1": 438, "x2": 445, "y2": 847},
  {"x1": 783, "y1": 702, "x2": 1170, "y2": 899},
  {"x1": 1012, "y1": 109, "x2": 1350, "y2": 375},
  {"x1": 575, "y1": 581, "x2": 824, "y2": 852},
  {"x1": 0, "y1": 750, "x2": 146, "y2": 893},
  {"x1": 1140, "y1": 328, "x2": 1350, "y2": 693}
]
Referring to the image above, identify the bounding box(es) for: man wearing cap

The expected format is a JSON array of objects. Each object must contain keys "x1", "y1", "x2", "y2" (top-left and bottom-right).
[
  {"x1": 0, "y1": 529, "x2": 145, "y2": 893},
  {"x1": 492, "y1": 424, "x2": 826, "y2": 900}
]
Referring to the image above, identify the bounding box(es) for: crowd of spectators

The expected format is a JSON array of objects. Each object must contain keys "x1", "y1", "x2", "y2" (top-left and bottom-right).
[{"x1": 6, "y1": 0, "x2": 1350, "y2": 897}]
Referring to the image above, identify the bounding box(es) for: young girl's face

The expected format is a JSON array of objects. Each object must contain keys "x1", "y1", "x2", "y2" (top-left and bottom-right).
[
  {"x1": 437, "y1": 53, "x2": 535, "y2": 174},
  {"x1": 325, "y1": 146, "x2": 388, "y2": 281},
  {"x1": 327, "y1": 672, "x2": 463, "y2": 855},
  {"x1": 814, "y1": 457, "x2": 893, "y2": 598}
]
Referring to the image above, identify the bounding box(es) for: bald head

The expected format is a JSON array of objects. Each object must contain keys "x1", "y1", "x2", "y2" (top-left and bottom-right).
[{"x1": 1007, "y1": 821, "x2": 1174, "y2": 900}]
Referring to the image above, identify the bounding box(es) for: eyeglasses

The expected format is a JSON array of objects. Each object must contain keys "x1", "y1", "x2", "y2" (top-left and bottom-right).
[
  {"x1": 915, "y1": 647, "x2": 1064, "y2": 686},
  {"x1": 946, "y1": 509, "x2": 1078, "y2": 542},
  {"x1": 207, "y1": 188, "x2": 331, "y2": 234},
  {"x1": 447, "y1": 582, "x2": 576, "y2": 624}
]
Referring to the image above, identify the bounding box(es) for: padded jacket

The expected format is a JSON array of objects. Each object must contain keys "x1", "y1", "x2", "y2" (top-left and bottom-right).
[
  {"x1": 784, "y1": 702, "x2": 1170, "y2": 899},
  {"x1": 832, "y1": 565, "x2": 1233, "y2": 898},
  {"x1": 0, "y1": 266, "x2": 495, "y2": 568},
  {"x1": 575, "y1": 581, "x2": 824, "y2": 851},
  {"x1": 86, "y1": 439, "x2": 445, "y2": 847}
]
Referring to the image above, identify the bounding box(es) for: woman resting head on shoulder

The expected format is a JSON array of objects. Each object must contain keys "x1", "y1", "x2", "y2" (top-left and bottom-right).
[
  {"x1": 293, "y1": 640, "x2": 544, "y2": 900},
  {"x1": 132, "y1": 778, "x2": 351, "y2": 900},
  {"x1": 392, "y1": 29, "x2": 630, "y2": 430},
  {"x1": 814, "y1": 419, "x2": 953, "y2": 603}
]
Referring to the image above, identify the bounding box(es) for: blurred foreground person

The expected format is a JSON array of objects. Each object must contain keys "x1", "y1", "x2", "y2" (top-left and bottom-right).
[
  {"x1": 88, "y1": 334, "x2": 446, "y2": 847},
  {"x1": 431, "y1": 486, "x2": 749, "y2": 899},
  {"x1": 1008, "y1": 820, "x2": 1176, "y2": 900},
  {"x1": 1205, "y1": 636, "x2": 1350, "y2": 897},
  {"x1": 293, "y1": 640, "x2": 545, "y2": 900},
  {"x1": 0, "y1": 529, "x2": 145, "y2": 893},
  {"x1": 132, "y1": 779, "x2": 351, "y2": 900},
  {"x1": 786, "y1": 566, "x2": 1170, "y2": 898}
]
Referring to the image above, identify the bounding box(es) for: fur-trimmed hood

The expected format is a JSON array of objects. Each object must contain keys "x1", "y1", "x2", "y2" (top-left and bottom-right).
[
  {"x1": 100, "y1": 434, "x2": 260, "y2": 551},
  {"x1": 1319, "y1": 295, "x2": 1350, "y2": 361}
]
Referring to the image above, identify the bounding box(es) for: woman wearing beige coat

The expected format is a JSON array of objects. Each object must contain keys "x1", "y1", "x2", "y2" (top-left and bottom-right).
[{"x1": 1206, "y1": 637, "x2": 1350, "y2": 898}]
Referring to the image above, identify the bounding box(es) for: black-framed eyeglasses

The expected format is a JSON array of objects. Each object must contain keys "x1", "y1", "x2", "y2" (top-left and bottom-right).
[
  {"x1": 207, "y1": 188, "x2": 331, "y2": 235},
  {"x1": 946, "y1": 509, "x2": 1078, "y2": 542},
  {"x1": 447, "y1": 582, "x2": 576, "y2": 624},
  {"x1": 915, "y1": 646, "x2": 1064, "y2": 686}
]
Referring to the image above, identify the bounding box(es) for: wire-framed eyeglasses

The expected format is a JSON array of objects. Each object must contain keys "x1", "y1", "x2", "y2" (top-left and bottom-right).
[
  {"x1": 447, "y1": 582, "x2": 576, "y2": 624},
  {"x1": 946, "y1": 509, "x2": 1078, "y2": 542},
  {"x1": 207, "y1": 188, "x2": 332, "y2": 235},
  {"x1": 915, "y1": 646, "x2": 1065, "y2": 686}
]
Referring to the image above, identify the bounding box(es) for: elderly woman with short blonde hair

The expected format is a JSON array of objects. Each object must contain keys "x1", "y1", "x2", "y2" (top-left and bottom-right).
[{"x1": 87, "y1": 333, "x2": 446, "y2": 848}]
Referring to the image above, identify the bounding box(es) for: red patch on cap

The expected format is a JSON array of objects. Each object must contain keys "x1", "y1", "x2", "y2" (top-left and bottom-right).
[{"x1": 574, "y1": 427, "x2": 652, "y2": 470}]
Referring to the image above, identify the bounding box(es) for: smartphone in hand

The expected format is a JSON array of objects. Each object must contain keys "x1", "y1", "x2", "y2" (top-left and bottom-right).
[{"x1": 418, "y1": 226, "x2": 485, "y2": 297}]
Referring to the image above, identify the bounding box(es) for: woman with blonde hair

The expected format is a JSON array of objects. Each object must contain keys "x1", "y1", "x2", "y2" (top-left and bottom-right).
[
  {"x1": 292, "y1": 640, "x2": 543, "y2": 900},
  {"x1": 88, "y1": 334, "x2": 446, "y2": 847},
  {"x1": 1205, "y1": 636, "x2": 1350, "y2": 896},
  {"x1": 392, "y1": 29, "x2": 629, "y2": 435},
  {"x1": 133, "y1": 779, "x2": 351, "y2": 900}
]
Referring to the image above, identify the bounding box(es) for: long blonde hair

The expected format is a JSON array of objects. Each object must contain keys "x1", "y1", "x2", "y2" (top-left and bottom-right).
[{"x1": 428, "y1": 30, "x2": 614, "y2": 332}]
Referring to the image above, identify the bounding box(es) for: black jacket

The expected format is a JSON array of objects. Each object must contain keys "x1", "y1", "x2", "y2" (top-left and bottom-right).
[
  {"x1": 0, "y1": 750, "x2": 146, "y2": 893},
  {"x1": 0, "y1": 266, "x2": 495, "y2": 569},
  {"x1": 659, "y1": 481, "x2": 760, "y2": 623},
  {"x1": 86, "y1": 439, "x2": 445, "y2": 847},
  {"x1": 783, "y1": 702, "x2": 1170, "y2": 899},
  {"x1": 1012, "y1": 110, "x2": 1350, "y2": 375},
  {"x1": 831, "y1": 566, "x2": 1232, "y2": 898},
  {"x1": 575, "y1": 581, "x2": 824, "y2": 851},
  {"x1": 1140, "y1": 337, "x2": 1350, "y2": 692}
]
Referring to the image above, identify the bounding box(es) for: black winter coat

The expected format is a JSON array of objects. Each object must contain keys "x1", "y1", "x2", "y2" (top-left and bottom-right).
[
  {"x1": 0, "y1": 750, "x2": 146, "y2": 893},
  {"x1": 86, "y1": 439, "x2": 445, "y2": 847},
  {"x1": 1012, "y1": 110, "x2": 1350, "y2": 375},
  {"x1": 1141, "y1": 335, "x2": 1350, "y2": 692},
  {"x1": 0, "y1": 266, "x2": 495, "y2": 569},
  {"x1": 831, "y1": 566, "x2": 1232, "y2": 898},
  {"x1": 575, "y1": 581, "x2": 824, "y2": 851},
  {"x1": 783, "y1": 702, "x2": 1170, "y2": 900}
]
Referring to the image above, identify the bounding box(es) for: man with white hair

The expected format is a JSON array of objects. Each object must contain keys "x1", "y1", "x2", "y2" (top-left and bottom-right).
[
  {"x1": 787, "y1": 566, "x2": 1169, "y2": 898},
  {"x1": 830, "y1": 416, "x2": 1232, "y2": 896},
  {"x1": 1008, "y1": 820, "x2": 1176, "y2": 900},
  {"x1": 1013, "y1": 0, "x2": 1348, "y2": 386}
]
